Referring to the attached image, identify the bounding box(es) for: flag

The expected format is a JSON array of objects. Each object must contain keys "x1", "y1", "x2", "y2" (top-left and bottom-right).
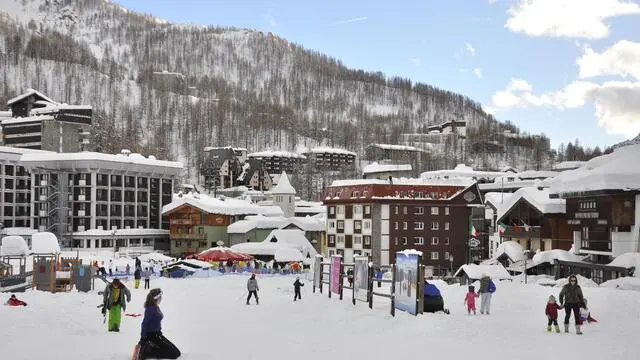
[
  {"x1": 497, "y1": 222, "x2": 507, "y2": 235},
  {"x1": 470, "y1": 223, "x2": 479, "y2": 237},
  {"x1": 522, "y1": 220, "x2": 530, "y2": 232}
]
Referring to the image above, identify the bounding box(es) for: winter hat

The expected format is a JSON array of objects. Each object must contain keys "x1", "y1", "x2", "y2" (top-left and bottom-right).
[{"x1": 548, "y1": 295, "x2": 556, "y2": 302}]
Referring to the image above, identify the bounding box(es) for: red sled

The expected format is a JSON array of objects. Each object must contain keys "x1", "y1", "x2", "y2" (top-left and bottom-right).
[{"x1": 126, "y1": 313, "x2": 142, "y2": 317}]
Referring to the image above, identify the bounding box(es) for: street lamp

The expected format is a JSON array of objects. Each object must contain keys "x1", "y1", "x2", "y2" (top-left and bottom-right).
[{"x1": 449, "y1": 255, "x2": 454, "y2": 276}]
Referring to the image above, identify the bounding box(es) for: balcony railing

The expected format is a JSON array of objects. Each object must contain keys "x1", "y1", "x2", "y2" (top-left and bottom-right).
[
  {"x1": 170, "y1": 233, "x2": 205, "y2": 240},
  {"x1": 501, "y1": 225, "x2": 541, "y2": 238},
  {"x1": 583, "y1": 240, "x2": 611, "y2": 253},
  {"x1": 170, "y1": 219, "x2": 193, "y2": 225}
]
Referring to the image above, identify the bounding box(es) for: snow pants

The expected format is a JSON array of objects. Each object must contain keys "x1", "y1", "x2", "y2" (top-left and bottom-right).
[
  {"x1": 140, "y1": 332, "x2": 181, "y2": 360},
  {"x1": 144, "y1": 279, "x2": 150, "y2": 289},
  {"x1": 108, "y1": 305, "x2": 122, "y2": 331},
  {"x1": 135, "y1": 279, "x2": 141, "y2": 289},
  {"x1": 294, "y1": 289, "x2": 301, "y2": 301},
  {"x1": 480, "y1": 293, "x2": 492, "y2": 314},
  {"x1": 247, "y1": 291, "x2": 259, "y2": 304},
  {"x1": 564, "y1": 304, "x2": 580, "y2": 325}
]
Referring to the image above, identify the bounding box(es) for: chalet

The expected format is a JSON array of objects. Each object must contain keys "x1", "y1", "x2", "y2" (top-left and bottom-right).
[
  {"x1": 323, "y1": 177, "x2": 483, "y2": 275},
  {"x1": 365, "y1": 143, "x2": 427, "y2": 164},
  {"x1": 495, "y1": 186, "x2": 571, "y2": 252},
  {"x1": 236, "y1": 158, "x2": 272, "y2": 191},
  {"x1": 200, "y1": 147, "x2": 245, "y2": 192},
  {"x1": 0, "y1": 89, "x2": 92, "y2": 152},
  {"x1": 548, "y1": 144, "x2": 640, "y2": 264},
  {"x1": 161, "y1": 193, "x2": 264, "y2": 256}
]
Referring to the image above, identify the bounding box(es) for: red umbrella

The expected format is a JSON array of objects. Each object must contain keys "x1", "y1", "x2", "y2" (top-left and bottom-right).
[{"x1": 197, "y1": 247, "x2": 254, "y2": 262}]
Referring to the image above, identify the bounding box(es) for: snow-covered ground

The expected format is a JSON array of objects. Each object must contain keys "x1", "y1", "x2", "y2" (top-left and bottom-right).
[{"x1": 1, "y1": 275, "x2": 639, "y2": 360}]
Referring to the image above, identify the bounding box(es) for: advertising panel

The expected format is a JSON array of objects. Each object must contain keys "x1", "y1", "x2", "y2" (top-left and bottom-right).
[
  {"x1": 313, "y1": 255, "x2": 322, "y2": 288},
  {"x1": 394, "y1": 252, "x2": 420, "y2": 315},
  {"x1": 330, "y1": 255, "x2": 342, "y2": 294},
  {"x1": 354, "y1": 256, "x2": 369, "y2": 302}
]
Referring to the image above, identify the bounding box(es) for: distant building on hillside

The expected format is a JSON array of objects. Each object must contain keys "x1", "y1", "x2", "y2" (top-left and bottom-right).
[
  {"x1": 247, "y1": 151, "x2": 306, "y2": 175},
  {"x1": 363, "y1": 162, "x2": 412, "y2": 180},
  {"x1": 299, "y1": 147, "x2": 357, "y2": 171},
  {"x1": 200, "y1": 147, "x2": 247, "y2": 192},
  {"x1": 236, "y1": 158, "x2": 272, "y2": 191},
  {"x1": 0, "y1": 89, "x2": 92, "y2": 152}
]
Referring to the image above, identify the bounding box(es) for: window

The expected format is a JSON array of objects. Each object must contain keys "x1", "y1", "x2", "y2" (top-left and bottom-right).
[
  {"x1": 328, "y1": 235, "x2": 336, "y2": 246},
  {"x1": 431, "y1": 221, "x2": 439, "y2": 230},
  {"x1": 354, "y1": 205, "x2": 362, "y2": 215},
  {"x1": 364, "y1": 205, "x2": 371, "y2": 215},
  {"x1": 329, "y1": 221, "x2": 336, "y2": 229},
  {"x1": 415, "y1": 207, "x2": 424, "y2": 215},
  {"x1": 431, "y1": 207, "x2": 439, "y2": 215},
  {"x1": 414, "y1": 237, "x2": 424, "y2": 245},
  {"x1": 351, "y1": 191, "x2": 360, "y2": 198},
  {"x1": 431, "y1": 252, "x2": 439, "y2": 260},
  {"x1": 403, "y1": 206, "x2": 408, "y2": 215},
  {"x1": 403, "y1": 222, "x2": 408, "y2": 230},
  {"x1": 402, "y1": 237, "x2": 408, "y2": 245},
  {"x1": 416, "y1": 191, "x2": 423, "y2": 198},
  {"x1": 337, "y1": 235, "x2": 345, "y2": 244},
  {"x1": 329, "y1": 207, "x2": 335, "y2": 215},
  {"x1": 414, "y1": 222, "x2": 424, "y2": 230},
  {"x1": 395, "y1": 206, "x2": 399, "y2": 215},
  {"x1": 362, "y1": 191, "x2": 369, "y2": 198},
  {"x1": 431, "y1": 237, "x2": 439, "y2": 245},
  {"x1": 401, "y1": 191, "x2": 408, "y2": 198},
  {"x1": 337, "y1": 221, "x2": 344, "y2": 230},
  {"x1": 337, "y1": 206, "x2": 344, "y2": 215},
  {"x1": 354, "y1": 236, "x2": 362, "y2": 245},
  {"x1": 444, "y1": 222, "x2": 450, "y2": 231},
  {"x1": 354, "y1": 221, "x2": 362, "y2": 230},
  {"x1": 579, "y1": 200, "x2": 597, "y2": 210},
  {"x1": 394, "y1": 222, "x2": 399, "y2": 230},
  {"x1": 364, "y1": 236, "x2": 371, "y2": 245},
  {"x1": 364, "y1": 221, "x2": 371, "y2": 230},
  {"x1": 444, "y1": 252, "x2": 450, "y2": 260},
  {"x1": 445, "y1": 207, "x2": 450, "y2": 216},
  {"x1": 394, "y1": 237, "x2": 398, "y2": 246},
  {"x1": 444, "y1": 237, "x2": 450, "y2": 245},
  {"x1": 623, "y1": 200, "x2": 632, "y2": 208}
]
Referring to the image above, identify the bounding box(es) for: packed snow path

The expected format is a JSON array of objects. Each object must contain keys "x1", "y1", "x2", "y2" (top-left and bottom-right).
[{"x1": 1, "y1": 275, "x2": 639, "y2": 360}]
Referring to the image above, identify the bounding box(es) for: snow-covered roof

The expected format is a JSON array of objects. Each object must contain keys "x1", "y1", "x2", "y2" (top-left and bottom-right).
[
  {"x1": 31, "y1": 232, "x2": 61, "y2": 254},
  {"x1": 483, "y1": 192, "x2": 512, "y2": 209},
  {"x1": 301, "y1": 147, "x2": 357, "y2": 156},
  {"x1": 1, "y1": 227, "x2": 39, "y2": 236},
  {"x1": 271, "y1": 171, "x2": 296, "y2": 194},
  {"x1": 421, "y1": 164, "x2": 505, "y2": 180},
  {"x1": 72, "y1": 229, "x2": 169, "y2": 237},
  {"x1": 531, "y1": 249, "x2": 586, "y2": 265},
  {"x1": 515, "y1": 170, "x2": 558, "y2": 180},
  {"x1": 173, "y1": 259, "x2": 212, "y2": 269},
  {"x1": 19, "y1": 151, "x2": 182, "y2": 175},
  {"x1": 259, "y1": 205, "x2": 285, "y2": 217},
  {"x1": 283, "y1": 216, "x2": 326, "y2": 232},
  {"x1": 7, "y1": 89, "x2": 58, "y2": 106},
  {"x1": 162, "y1": 193, "x2": 264, "y2": 216},
  {"x1": 548, "y1": 144, "x2": 640, "y2": 194},
  {"x1": 362, "y1": 162, "x2": 412, "y2": 175},
  {"x1": 609, "y1": 253, "x2": 640, "y2": 274},
  {"x1": 231, "y1": 229, "x2": 317, "y2": 258},
  {"x1": 368, "y1": 143, "x2": 427, "y2": 153},
  {"x1": 138, "y1": 252, "x2": 175, "y2": 263},
  {"x1": 227, "y1": 215, "x2": 290, "y2": 234},
  {"x1": 478, "y1": 180, "x2": 538, "y2": 191},
  {"x1": 552, "y1": 161, "x2": 587, "y2": 171},
  {"x1": 274, "y1": 247, "x2": 303, "y2": 262},
  {"x1": 1, "y1": 114, "x2": 55, "y2": 126},
  {"x1": 496, "y1": 186, "x2": 566, "y2": 222},
  {"x1": 0, "y1": 235, "x2": 30, "y2": 256},
  {"x1": 248, "y1": 150, "x2": 306, "y2": 159},
  {"x1": 494, "y1": 241, "x2": 524, "y2": 262},
  {"x1": 330, "y1": 177, "x2": 474, "y2": 187},
  {"x1": 454, "y1": 264, "x2": 511, "y2": 280}
]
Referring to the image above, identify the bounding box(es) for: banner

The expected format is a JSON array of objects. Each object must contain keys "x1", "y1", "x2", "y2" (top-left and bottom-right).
[
  {"x1": 313, "y1": 255, "x2": 322, "y2": 288},
  {"x1": 394, "y1": 251, "x2": 420, "y2": 315},
  {"x1": 354, "y1": 256, "x2": 369, "y2": 302},
  {"x1": 330, "y1": 255, "x2": 342, "y2": 295}
]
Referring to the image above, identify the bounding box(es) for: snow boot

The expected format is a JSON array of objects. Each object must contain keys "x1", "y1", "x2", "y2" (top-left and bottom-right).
[
  {"x1": 547, "y1": 325, "x2": 552, "y2": 332},
  {"x1": 564, "y1": 324, "x2": 570, "y2": 333},
  {"x1": 554, "y1": 325, "x2": 561, "y2": 333},
  {"x1": 575, "y1": 325, "x2": 582, "y2": 335}
]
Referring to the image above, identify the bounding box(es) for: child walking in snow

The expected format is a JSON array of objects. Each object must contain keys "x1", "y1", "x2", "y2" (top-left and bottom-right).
[
  {"x1": 144, "y1": 267, "x2": 151, "y2": 290},
  {"x1": 293, "y1": 277, "x2": 304, "y2": 301},
  {"x1": 464, "y1": 285, "x2": 480, "y2": 315},
  {"x1": 545, "y1": 295, "x2": 563, "y2": 332}
]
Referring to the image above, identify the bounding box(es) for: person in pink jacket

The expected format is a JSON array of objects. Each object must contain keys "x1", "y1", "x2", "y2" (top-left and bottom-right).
[{"x1": 464, "y1": 285, "x2": 480, "y2": 315}]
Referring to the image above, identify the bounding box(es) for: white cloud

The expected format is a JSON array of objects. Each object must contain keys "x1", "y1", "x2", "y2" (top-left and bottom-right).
[
  {"x1": 505, "y1": 0, "x2": 640, "y2": 39},
  {"x1": 408, "y1": 57, "x2": 422, "y2": 66},
  {"x1": 490, "y1": 78, "x2": 640, "y2": 136},
  {"x1": 577, "y1": 40, "x2": 640, "y2": 81},
  {"x1": 328, "y1": 17, "x2": 368, "y2": 26},
  {"x1": 473, "y1": 68, "x2": 483, "y2": 79},
  {"x1": 465, "y1": 42, "x2": 476, "y2": 56}
]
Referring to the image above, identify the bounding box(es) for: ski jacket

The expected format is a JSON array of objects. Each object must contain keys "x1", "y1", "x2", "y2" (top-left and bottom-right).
[
  {"x1": 103, "y1": 283, "x2": 131, "y2": 311},
  {"x1": 7, "y1": 297, "x2": 26, "y2": 306},
  {"x1": 141, "y1": 305, "x2": 164, "y2": 337},
  {"x1": 464, "y1": 292, "x2": 479, "y2": 306},
  {"x1": 545, "y1": 302, "x2": 562, "y2": 319},
  {"x1": 293, "y1": 280, "x2": 304, "y2": 290},
  {"x1": 143, "y1": 270, "x2": 151, "y2": 280},
  {"x1": 247, "y1": 278, "x2": 259, "y2": 291},
  {"x1": 479, "y1": 276, "x2": 492, "y2": 293},
  {"x1": 559, "y1": 283, "x2": 583, "y2": 305}
]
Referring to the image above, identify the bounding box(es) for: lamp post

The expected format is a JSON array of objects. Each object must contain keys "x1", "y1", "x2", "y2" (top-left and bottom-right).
[{"x1": 449, "y1": 255, "x2": 454, "y2": 276}]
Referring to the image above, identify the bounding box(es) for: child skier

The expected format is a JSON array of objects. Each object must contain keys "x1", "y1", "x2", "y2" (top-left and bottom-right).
[
  {"x1": 144, "y1": 267, "x2": 151, "y2": 290},
  {"x1": 545, "y1": 295, "x2": 563, "y2": 332},
  {"x1": 293, "y1": 277, "x2": 304, "y2": 301},
  {"x1": 464, "y1": 285, "x2": 480, "y2": 315},
  {"x1": 101, "y1": 278, "x2": 131, "y2": 332}
]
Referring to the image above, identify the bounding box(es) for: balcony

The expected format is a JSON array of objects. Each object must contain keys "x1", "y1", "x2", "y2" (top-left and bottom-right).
[
  {"x1": 79, "y1": 180, "x2": 86, "y2": 186},
  {"x1": 170, "y1": 219, "x2": 193, "y2": 225},
  {"x1": 77, "y1": 195, "x2": 86, "y2": 201},
  {"x1": 77, "y1": 210, "x2": 86, "y2": 217},
  {"x1": 501, "y1": 225, "x2": 541, "y2": 238},
  {"x1": 583, "y1": 240, "x2": 611, "y2": 253},
  {"x1": 170, "y1": 233, "x2": 205, "y2": 240}
]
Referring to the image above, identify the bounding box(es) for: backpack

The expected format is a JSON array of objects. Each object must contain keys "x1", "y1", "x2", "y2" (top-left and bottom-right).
[{"x1": 488, "y1": 280, "x2": 496, "y2": 293}]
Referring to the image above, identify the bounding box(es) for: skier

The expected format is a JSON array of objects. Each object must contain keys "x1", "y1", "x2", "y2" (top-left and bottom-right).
[
  {"x1": 144, "y1": 267, "x2": 151, "y2": 290},
  {"x1": 135, "y1": 289, "x2": 181, "y2": 360},
  {"x1": 101, "y1": 278, "x2": 131, "y2": 332},
  {"x1": 6, "y1": 294, "x2": 27, "y2": 306},
  {"x1": 246, "y1": 274, "x2": 259, "y2": 305},
  {"x1": 464, "y1": 285, "x2": 480, "y2": 315},
  {"x1": 134, "y1": 267, "x2": 142, "y2": 289},
  {"x1": 293, "y1": 277, "x2": 304, "y2": 301},
  {"x1": 478, "y1": 274, "x2": 495, "y2": 315},
  {"x1": 545, "y1": 295, "x2": 563, "y2": 333},
  {"x1": 108, "y1": 259, "x2": 114, "y2": 277},
  {"x1": 559, "y1": 274, "x2": 585, "y2": 334}
]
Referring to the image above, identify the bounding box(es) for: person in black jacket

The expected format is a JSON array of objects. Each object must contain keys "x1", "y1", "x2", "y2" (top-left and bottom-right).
[
  {"x1": 293, "y1": 277, "x2": 304, "y2": 301},
  {"x1": 559, "y1": 274, "x2": 585, "y2": 335},
  {"x1": 134, "y1": 267, "x2": 142, "y2": 289}
]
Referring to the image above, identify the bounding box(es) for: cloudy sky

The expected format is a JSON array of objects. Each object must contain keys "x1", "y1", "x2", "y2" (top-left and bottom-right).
[{"x1": 116, "y1": 0, "x2": 640, "y2": 148}]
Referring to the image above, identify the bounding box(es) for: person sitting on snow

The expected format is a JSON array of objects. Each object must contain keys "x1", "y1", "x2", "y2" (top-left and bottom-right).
[
  {"x1": 579, "y1": 298, "x2": 597, "y2": 325},
  {"x1": 6, "y1": 294, "x2": 27, "y2": 306}
]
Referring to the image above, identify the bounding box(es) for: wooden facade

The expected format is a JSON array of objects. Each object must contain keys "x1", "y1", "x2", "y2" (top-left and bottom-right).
[{"x1": 165, "y1": 203, "x2": 232, "y2": 256}]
